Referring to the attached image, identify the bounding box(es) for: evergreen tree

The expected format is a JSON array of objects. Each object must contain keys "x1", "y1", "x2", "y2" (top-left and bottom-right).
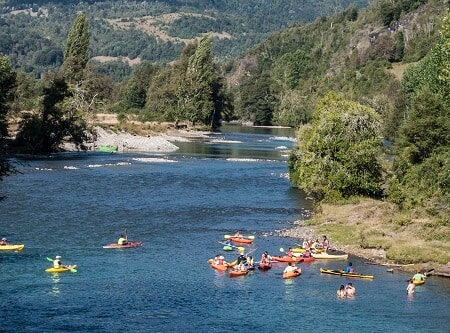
[
  {"x1": 289, "y1": 91, "x2": 383, "y2": 202},
  {"x1": 62, "y1": 12, "x2": 90, "y2": 83},
  {"x1": 0, "y1": 55, "x2": 17, "y2": 191}
]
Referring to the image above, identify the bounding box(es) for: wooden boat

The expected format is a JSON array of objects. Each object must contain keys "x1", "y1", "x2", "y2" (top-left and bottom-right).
[
  {"x1": 102, "y1": 241, "x2": 143, "y2": 249},
  {"x1": 320, "y1": 268, "x2": 374, "y2": 279},
  {"x1": 0, "y1": 244, "x2": 24, "y2": 251},
  {"x1": 271, "y1": 255, "x2": 303, "y2": 263},
  {"x1": 312, "y1": 252, "x2": 348, "y2": 260},
  {"x1": 283, "y1": 269, "x2": 301, "y2": 279}
]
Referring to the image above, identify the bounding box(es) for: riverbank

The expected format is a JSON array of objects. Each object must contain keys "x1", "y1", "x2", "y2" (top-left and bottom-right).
[{"x1": 276, "y1": 198, "x2": 450, "y2": 278}]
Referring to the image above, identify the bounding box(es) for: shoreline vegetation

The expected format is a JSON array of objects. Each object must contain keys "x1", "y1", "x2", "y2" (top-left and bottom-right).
[{"x1": 58, "y1": 115, "x2": 449, "y2": 279}]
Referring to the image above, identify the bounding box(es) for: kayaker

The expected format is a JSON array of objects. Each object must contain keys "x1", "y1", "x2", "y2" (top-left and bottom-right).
[
  {"x1": 233, "y1": 231, "x2": 243, "y2": 238},
  {"x1": 337, "y1": 285, "x2": 346, "y2": 298},
  {"x1": 413, "y1": 269, "x2": 425, "y2": 281},
  {"x1": 287, "y1": 247, "x2": 294, "y2": 257},
  {"x1": 225, "y1": 238, "x2": 234, "y2": 247},
  {"x1": 344, "y1": 262, "x2": 354, "y2": 273},
  {"x1": 0, "y1": 237, "x2": 7, "y2": 245},
  {"x1": 322, "y1": 235, "x2": 330, "y2": 250},
  {"x1": 237, "y1": 252, "x2": 247, "y2": 265},
  {"x1": 303, "y1": 249, "x2": 311, "y2": 258},
  {"x1": 118, "y1": 235, "x2": 127, "y2": 245},
  {"x1": 245, "y1": 256, "x2": 254, "y2": 269},
  {"x1": 283, "y1": 262, "x2": 299, "y2": 274},
  {"x1": 261, "y1": 251, "x2": 272, "y2": 264},
  {"x1": 53, "y1": 255, "x2": 63, "y2": 269},
  {"x1": 406, "y1": 279, "x2": 415, "y2": 294},
  {"x1": 345, "y1": 282, "x2": 356, "y2": 296}
]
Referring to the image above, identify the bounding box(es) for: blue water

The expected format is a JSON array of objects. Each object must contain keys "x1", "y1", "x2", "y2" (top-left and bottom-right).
[{"x1": 0, "y1": 125, "x2": 449, "y2": 333}]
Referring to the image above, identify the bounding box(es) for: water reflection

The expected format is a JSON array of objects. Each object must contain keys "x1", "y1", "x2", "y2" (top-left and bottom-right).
[{"x1": 50, "y1": 274, "x2": 61, "y2": 295}]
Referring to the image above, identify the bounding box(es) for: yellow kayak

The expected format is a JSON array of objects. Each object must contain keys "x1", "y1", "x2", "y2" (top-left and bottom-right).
[
  {"x1": 45, "y1": 265, "x2": 77, "y2": 273},
  {"x1": 413, "y1": 279, "x2": 425, "y2": 285},
  {"x1": 0, "y1": 244, "x2": 24, "y2": 251}
]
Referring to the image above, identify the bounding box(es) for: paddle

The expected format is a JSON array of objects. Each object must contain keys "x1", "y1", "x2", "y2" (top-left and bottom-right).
[
  {"x1": 224, "y1": 234, "x2": 255, "y2": 240},
  {"x1": 46, "y1": 257, "x2": 77, "y2": 272},
  {"x1": 218, "y1": 241, "x2": 245, "y2": 252}
]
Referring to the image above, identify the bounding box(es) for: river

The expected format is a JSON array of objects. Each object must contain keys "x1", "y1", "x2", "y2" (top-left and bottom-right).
[{"x1": 0, "y1": 125, "x2": 449, "y2": 332}]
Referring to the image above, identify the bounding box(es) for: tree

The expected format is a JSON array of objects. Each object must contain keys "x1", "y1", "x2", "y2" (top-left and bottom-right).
[
  {"x1": 62, "y1": 12, "x2": 90, "y2": 83},
  {"x1": 15, "y1": 73, "x2": 88, "y2": 154},
  {"x1": 0, "y1": 55, "x2": 17, "y2": 192},
  {"x1": 289, "y1": 91, "x2": 383, "y2": 202}
]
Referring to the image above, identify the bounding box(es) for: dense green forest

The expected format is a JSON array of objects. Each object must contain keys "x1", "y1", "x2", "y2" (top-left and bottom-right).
[
  {"x1": 0, "y1": 0, "x2": 370, "y2": 79},
  {"x1": 1, "y1": 0, "x2": 449, "y2": 237}
]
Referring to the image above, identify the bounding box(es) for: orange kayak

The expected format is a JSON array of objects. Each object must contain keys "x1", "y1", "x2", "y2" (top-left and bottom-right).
[
  {"x1": 208, "y1": 259, "x2": 232, "y2": 271},
  {"x1": 230, "y1": 269, "x2": 248, "y2": 277},
  {"x1": 283, "y1": 269, "x2": 301, "y2": 279},
  {"x1": 227, "y1": 237, "x2": 253, "y2": 244}
]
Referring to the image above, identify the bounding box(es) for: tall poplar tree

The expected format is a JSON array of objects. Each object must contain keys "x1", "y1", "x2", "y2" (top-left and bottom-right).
[{"x1": 62, "y1": 12, "x2": 90, "y2": 83}]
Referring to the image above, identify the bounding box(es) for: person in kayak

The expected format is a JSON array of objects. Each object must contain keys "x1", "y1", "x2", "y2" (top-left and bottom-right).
[
  {"x1": 118, "y1": 235, "x2": 127, "y2": 245},
  {"x1": 53, "y1": 255, "x2": 64, "y2": 268},
  {"x1": 344, "y1": 262, "x2": 354, "y2": 273},
  {"x1": 0, "y1": 238, "x2": 7, "y2": 245},
  {"x1": 286, "y1": 247, "x2": 294, "y2": 257},
  {"x1": 322, "y1": 235, "x2": 330, "y2": 250},
  {"x1": 345, "y1": 282, "x2": 356, "y2": 297},
  {"x1": 413, "y1": 269, "x2": 426, "y2": 281},
  {"x1": 303, "y1": 249, "x2": 311, "y2": 258},
  {"x1": 261, "y1": 251, "x2": 272, "y2": 264},
  {"x1": 283, "y1": 262, "x2": 299, "y2": 274},
  {"x1": 225, "y1": 238, "x2": 234, "y2": 247},
  {"x1": 406, "y1": 279, "x2": 415, "y2": 294},
  {"x1": 233, "y1": 231, "x2": 243, "y2": 238},
  {"x1": 237, "y1": 252, "x2": 247, "y2": 265}
]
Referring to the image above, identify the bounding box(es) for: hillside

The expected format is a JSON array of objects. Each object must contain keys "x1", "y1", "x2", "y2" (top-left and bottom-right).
[{"x1": 0, "y1": 0, "x2": 370, "y2": 79}]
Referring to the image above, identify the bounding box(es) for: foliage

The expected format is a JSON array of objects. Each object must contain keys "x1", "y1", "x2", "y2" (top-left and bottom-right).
[
  {"x1": 62, "y1": 12, "x2": 90, "y2": 83},
  {"x1": 390, "y1": 9, "x2": 450, "y2": 218},
  {"x1": 289, "y1": 92, "x2": 383, "y2": 202},
  {"x1": 15, "y1": 73, "x2": 88, "y2": 153},
  {"x1": 0, "y1": 55, "x2": 16, "y2": 191}
]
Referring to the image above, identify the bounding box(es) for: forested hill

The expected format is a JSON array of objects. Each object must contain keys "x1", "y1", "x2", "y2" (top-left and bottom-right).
[{"x1": 0, "y1": 0, "x2": 370, "y2": 79}]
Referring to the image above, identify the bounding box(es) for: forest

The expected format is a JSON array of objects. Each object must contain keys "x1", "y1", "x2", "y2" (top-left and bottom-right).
[{"x1": 0, "y1": 0, "x2": 449, "y2": 262}]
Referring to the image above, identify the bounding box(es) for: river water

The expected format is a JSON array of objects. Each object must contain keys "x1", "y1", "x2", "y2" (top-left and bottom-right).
[{"x1": 0, "y1": 125, "x2": 449, "y2": 333}]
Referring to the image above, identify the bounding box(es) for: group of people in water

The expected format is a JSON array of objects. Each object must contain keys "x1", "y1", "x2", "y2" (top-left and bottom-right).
[{"x1": 337, "y1": 282, "x2": 356, "y2": 298}]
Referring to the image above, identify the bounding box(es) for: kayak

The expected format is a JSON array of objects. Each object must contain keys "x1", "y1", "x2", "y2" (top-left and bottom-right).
[
  {"x1": 102, "y1": 241, "x2": 143, "y2": 249},
  {"x1": 230, "y1": 269, "x2": 248, "y2": 277},
  {"x1": 320, "y1": 268, "x2": 374, "y2": 279},
  {"x1": 227, "y1": 237, "x2": 253, "y2": 244},
  {"x1": 312, "y1": 252, "x2": 348, "y2": 260},
  {"x1": 0, "y1": 244, "x2": 25, "y2": 251},
  {"x1": 301, "y1": 256, "x2": 315, "y2": 263},
  {"x1": 413, "y1": 279, "x2": 425, "y2": 285},
  {"x1": 223, "y1": 245, "x2": 234, "y2": 251},
  {"x1": 45, "y1": 265, "x2": 77, "y2": 273},
  {"x1": 271, "y1": 255, "x2": 304, "y2": 263},
  {"x1": 98, "y1": 145, "x2": 117, "y2": 152},
  {"x1": 208, "y1": 259, "x2": 233, "y2": 271},
  {"x1": 283, "y1": 269, "x2": 301, "y2": 279},
  {"x1": 258, "y1": 262, "x2": 272, "y2": 270}
]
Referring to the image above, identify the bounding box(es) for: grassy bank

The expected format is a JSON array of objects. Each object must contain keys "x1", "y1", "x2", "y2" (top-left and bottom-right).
[{"x1": 302, "y1": 198, "x2": 450, "y2": 275}]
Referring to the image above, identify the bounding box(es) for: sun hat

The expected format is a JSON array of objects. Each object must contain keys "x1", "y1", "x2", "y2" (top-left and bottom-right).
[{"x1": 56, "y1": 255, "x2": 61, "y2": 259}]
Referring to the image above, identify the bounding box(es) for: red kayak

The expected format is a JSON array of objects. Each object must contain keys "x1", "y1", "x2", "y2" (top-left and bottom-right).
[
  {"x1": 102, "y1": 241, "x2": 143, "y2": 249},
  {"x1": 230, "y1": 269, "x2": 249, "y2": 277},
  {"x1": 283, "y1": 269, "x2": 301, "y2": 279},
  {"x1": 227, "y1": 237, "x2": 253, "y2": 244},
  {"x1": 301, "y1": 256, "x2": 315, "y2": 263},
  {"x1": 258, "y1": 262, "x2": 272, "y2": 270},
  {"x1": 271, "y1": 255, "x2": 304, "y2": 263}
]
